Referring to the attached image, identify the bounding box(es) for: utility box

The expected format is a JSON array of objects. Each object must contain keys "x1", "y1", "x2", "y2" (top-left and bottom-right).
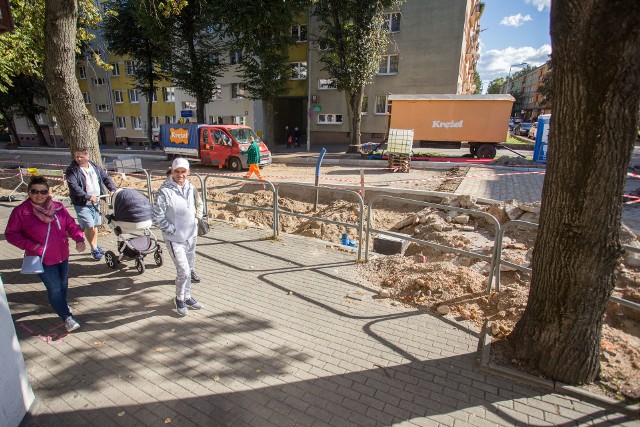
[
  {"x1": 533, "y1": 114, "x2": 551, "y2": 164},
  {"x1": 374, "y1": 235, "x2": 408, "y2": 255},
  {"x1": 388, "y1": 94, "x2": 515, "y2": 158}
]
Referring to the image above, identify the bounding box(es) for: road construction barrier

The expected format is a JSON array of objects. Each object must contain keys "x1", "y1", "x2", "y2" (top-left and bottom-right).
[{"x1": 9, "y1": 167, "x2": 65, "y2": 201}]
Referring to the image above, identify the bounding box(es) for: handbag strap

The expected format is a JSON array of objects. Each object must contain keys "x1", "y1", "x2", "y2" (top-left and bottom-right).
[{"x1": 40, "y1": 222, "x2": 52, "y2": 259}]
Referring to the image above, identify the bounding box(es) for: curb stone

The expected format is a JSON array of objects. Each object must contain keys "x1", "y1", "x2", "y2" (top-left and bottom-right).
[{"x1": 478, "y1": 320, "x2": 640, "y2": 417}]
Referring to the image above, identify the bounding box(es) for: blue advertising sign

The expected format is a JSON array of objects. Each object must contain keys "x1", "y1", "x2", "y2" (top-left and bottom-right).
[
  {"x1": 533, "y1": 114, "x2": 551, "y2": 164},
  {"x1": 180, "y1": 110, "x2": 193, "y2": 118}
]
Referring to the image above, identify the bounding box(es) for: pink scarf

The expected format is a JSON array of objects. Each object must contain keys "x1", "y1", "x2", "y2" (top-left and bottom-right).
[{"x1": 30, "y1": 197, "x2": 56, "y2": 223}]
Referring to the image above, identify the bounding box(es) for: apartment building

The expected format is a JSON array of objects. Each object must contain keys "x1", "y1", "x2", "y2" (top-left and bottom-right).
[
  {"x1": 12, "y1": 0, "x2": 482, "y2": 148},
  {"x1": 500, "y1": 61, "x2": 551, "y2": 121}
]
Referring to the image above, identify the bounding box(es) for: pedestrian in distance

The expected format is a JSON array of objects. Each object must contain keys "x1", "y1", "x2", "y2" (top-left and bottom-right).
[
  {"x1": 153, "y1": 158, "x2": 203, "y2": 316},
  {"x1": 285, "y1": 125, "x2": 291, "y2": 148},
  {"x1": 294, "y1": 127, "x2": 301, "y2": 148},
  {"x1": 65, "y1": 148, "x2": 116, "y2": 261},
  {"x1": 241, "y1": 136, "x2": 263, "y2": 180},
  {"x1": 5, "y1": 176, "x2": 87, "y2": 332}
]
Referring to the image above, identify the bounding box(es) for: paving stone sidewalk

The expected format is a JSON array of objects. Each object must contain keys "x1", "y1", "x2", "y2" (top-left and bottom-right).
[{"x1": 0, "y1": 201, "x2": 638, "y2": 427}]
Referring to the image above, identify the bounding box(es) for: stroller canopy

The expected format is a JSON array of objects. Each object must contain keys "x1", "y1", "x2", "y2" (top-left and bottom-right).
[{"x1": 113, "y1": 189, "x2": 152, "y2": 223}]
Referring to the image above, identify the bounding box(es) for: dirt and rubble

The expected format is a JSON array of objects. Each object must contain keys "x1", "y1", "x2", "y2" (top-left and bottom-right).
[{"x1": 1, "y1": 168, "x2": 638, "y2": 404}]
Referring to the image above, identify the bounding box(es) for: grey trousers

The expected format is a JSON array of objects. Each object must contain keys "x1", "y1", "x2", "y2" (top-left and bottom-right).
[{"x1": 165, "y1": 236, "x2": 197, "y2": 301}]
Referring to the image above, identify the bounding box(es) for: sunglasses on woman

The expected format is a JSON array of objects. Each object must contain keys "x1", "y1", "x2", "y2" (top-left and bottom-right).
[{"x1": 29, "y1": 189, "x2": 49, "y2": 195}]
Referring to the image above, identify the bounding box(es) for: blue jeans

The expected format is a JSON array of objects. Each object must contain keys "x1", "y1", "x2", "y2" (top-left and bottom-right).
[{"x1": 38, "y1": 260, "x2": 72, "y2": 320}]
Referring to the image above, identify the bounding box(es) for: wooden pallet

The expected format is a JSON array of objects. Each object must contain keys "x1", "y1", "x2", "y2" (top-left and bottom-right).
[{"x1": 388, "y1": 153, "x2": 411, "y2": 172}]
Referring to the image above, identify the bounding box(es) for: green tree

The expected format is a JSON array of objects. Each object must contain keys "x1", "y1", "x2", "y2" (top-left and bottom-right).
[
  {"x1": 167, "y1": 0, "x2": 227, "y2": 124},
  {"x1": 486, "y1": 77, "x2": 505, "y2": 94},
  {"x1": 103, "y1": 0, "x2": 172, "y2": 148},
  {"x1": 508, "y1": 0, "x2": 640, "y2": 384},
  {"x1": 472, "y1": 70, "x2": 482, "y2": 94},
  {"x1": 7, "y1": 74, "x2": 50, "y2": 146},
  {"x1": 314, "y1": 0, "x2": 405, "y2": 150},
  {"x1": 537, "y1": 61, "x2": 553, "y2": 107},
  {"x1": 219, "y1": 0, "x2": 308, "y2": 147}
]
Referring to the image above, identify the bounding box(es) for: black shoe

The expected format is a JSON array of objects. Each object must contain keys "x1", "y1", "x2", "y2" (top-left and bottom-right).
[{"x1": 191, "y1": 271, "x2": 201, "y2": 283}]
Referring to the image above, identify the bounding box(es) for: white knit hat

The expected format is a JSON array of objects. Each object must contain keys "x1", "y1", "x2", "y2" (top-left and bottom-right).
[{"x1": 172, "y1": 157, "x2": 190, "y2": 170}]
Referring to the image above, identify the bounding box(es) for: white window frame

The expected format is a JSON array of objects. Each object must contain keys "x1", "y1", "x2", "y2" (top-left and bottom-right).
[
  {"x1": 230, "y1": 51, "x2": 242, "y2": 65},
  {"x1": 96, "y1": 104, "x2": 110, "y2": 113},
  {"x1": 125, "y1": 61, "x2": 136, "y2": 75},
  {"x1": 145, "y1": 90, "x2": 157, "y2": 103},
  {"x1": 375, "y1": 95, "x2": 391, "y2": 115},
  {"x1": 131, "y1": 116, "x2": 142, "y2": 130},
  {"x1": 116, "y1": 116, "x2": 126, "y2": 129},
  {"x1": 290, "y1": 62, "x2": 307, "y2": 80},
  {"x1": 317, "y1": 113, "x2": 343, "y2": 125},
  {"x1": 378, "y1": 54, "x2": 399, "y2": 75},
  {"x1": 111, "y1": 63, "x2": 120, "y2": 76},
  {"x1": 361, "y1": 96, "x2": 368, "y2": 115},
  {"x1": 163, "y1": 87, "x2": 175, "y2": 102},
  {"x1": 128, "y1": 89, "x2": 139, "y2": 103},
  {"x1": 291, "y1": 24, "x2": 307, "y2": 42},
  {"x1": 231, "y1": 83, "x2": 246, "y2": 99},
  {"x1": 182, "y1": 100, "x2": 196, "y2": 109},
  {"x1": 78, "y1": 66, "x2": 86, "y2": 79},
  {"x1": 212, "y1": 84, "x2": 222, "y2": 100},
  {"x1": 82, "y1": 92, "x2": 91, "y2": 104},
  {"x1": 383, "y1": 12, "x2": 401, "y2": 33},
  {"x1": 92, "y1": 77, "x2": 106, "y2": 86},
  {"x1": 151, "y1": 117, "x2": 159, "y2": 130},
  {"x1": 318, "y1": 79, "x2": 337, "y2": 90},
  {"x1": 113, "y1": 90, "x2": 123, "y2": 104},
  {"x1": 165, "y1": 116, "x2": 175, "y2": 124}
]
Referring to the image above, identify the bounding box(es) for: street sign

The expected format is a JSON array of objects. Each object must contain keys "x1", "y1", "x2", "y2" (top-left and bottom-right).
[
  {"x1": 180, "y1": 110, "x2": 193, "y2": 117},
  {"x1": 312, "y1": 105, "x2": 322, "y2": 112}
]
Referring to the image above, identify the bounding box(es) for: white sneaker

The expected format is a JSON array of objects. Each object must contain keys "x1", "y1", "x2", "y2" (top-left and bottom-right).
[{"x1": 64, "y1": 317, "x2": 80, "y2": 332}]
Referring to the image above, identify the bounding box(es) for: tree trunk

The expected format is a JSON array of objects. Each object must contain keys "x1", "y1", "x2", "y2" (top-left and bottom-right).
[
  {"x1": 262, "y1": 98, "x2": 274, "y2": 149},
  {"x1": 196, "y1": 94, "x2": 205, "y2": 124},
  {"x1": 345, "y1": 87, "x2": 364, "y2": 152},
  {"x1": 25, "y1": 114, "x2": 49, "y2": 146},
  {"x1": 43, "y1": 0, "x2": 101, "y2": 164},
  {"x1": 509, "y1": 0, "x2": 640, "y2": 385},
  {"x1": 1, "y1": 109, "x2": 19, "y2": 146}
]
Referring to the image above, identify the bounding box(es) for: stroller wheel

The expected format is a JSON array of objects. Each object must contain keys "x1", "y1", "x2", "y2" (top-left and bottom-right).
[
  {"x1": 135, "y1": 258, "x2": 145, "y2": 274},
  {"x1": 154, "y1": 251, "x2": 163, "y2": 267},
  {"x1": 104, "y1": 251, "x2": 119, "y2": 268}
]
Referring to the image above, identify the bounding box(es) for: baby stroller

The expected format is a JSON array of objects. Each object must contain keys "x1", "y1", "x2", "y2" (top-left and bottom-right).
[{"x1": 104, "y1": 188, "x2": 162, "y2": 274}]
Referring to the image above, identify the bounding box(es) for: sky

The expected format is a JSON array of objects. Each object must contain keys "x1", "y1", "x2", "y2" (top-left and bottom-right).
[{"x1": 476, "y1": 0, "x2": 551, "y2": 93}]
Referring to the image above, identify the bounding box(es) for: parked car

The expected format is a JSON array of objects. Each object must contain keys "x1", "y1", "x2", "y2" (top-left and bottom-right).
[
  {"x1": 508, "y1": 117, "x2": 522, "y2": 131},
  {"x1": 528, "y1": 122, "x2": 538, "y2": 139},
  {"x1": 518, "y1": 122, "x2": 533, "y2": 136}
]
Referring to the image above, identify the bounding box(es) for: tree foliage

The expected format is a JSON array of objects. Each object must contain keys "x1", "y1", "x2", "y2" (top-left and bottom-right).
[
  {"x1": 472, "y1": 70, "x2": 482, "y2": 94},
  {"x1": 486, "y1": 77, "x2": 505, "y2": 94},
  {"x1": 103, "y1": 0, "x2": 173, "y2": 146},
  {"x1": 537, "y1": 60, "x2": 553, "y2": 107},
  {"x1": 314, "y1": 0, "x2": 405, "y2": 147},
  {"x1": 167, "y1": 0, "x2": 227, "y2": 123}
]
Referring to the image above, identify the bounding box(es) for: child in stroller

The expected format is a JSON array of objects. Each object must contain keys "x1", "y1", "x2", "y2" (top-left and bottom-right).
[{"x1": 104, "y1": 188, "x2": 162, "y2": 274}]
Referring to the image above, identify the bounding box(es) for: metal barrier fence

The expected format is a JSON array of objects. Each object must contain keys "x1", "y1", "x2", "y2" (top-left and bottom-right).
[
  {"x1": 274, "y1": 182, "x2": 364, "y2": 261},
  {"x1": 365, "y1": 195, "x2": 502, "y2": 292}
]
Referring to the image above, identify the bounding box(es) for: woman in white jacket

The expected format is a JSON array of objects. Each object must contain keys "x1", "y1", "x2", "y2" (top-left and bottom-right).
[{"x1": 153, "y1": 158, "x2": 204, "y2": 316}]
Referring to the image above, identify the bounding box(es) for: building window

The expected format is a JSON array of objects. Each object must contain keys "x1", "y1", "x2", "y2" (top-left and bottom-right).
[
  {"x1": 231, "y1": 83, "x2": 246, "y2": 99},
  {"x1": 290, "y1": 62, "x2": 307, "y2": 80},
  {"x1": 113, "y1": 90, "x2": 123, "y2": 103},
  {"x1": 128, "y1": 89, "x2": 139, "y2": 103},
  {"x1": 131, "y1": 116, "x2": 142, "y2": 129},
  {"x1": 145, "y1": 90, "x2": 157, "y2": 102},
  {"x1": 361, "y1": 96, "x2": 368, "y2": 115},
  {"x1": 92, "y1": 77, "x2": 106, "y2": 86},
  {"x1": 125, "y1": 61, "x2": 135, "y2": 75},
  {"x1": 82, "y1": 92, "x2": 91, "y2": 104},
  {"x1": 382, "y1": 12, "x2": 401, "y2": 33},
  {"x1": 116, "y1": 116, "x2": 126, "y2": 129},
  {"x1": 165, "y1": 116, "x2": 175, "y2": 124},
  {"x1": 151, "y1": 117, "x2": 159, "y2": 129},
  {"x1": 212, "y1": 84, "x2": 222, "y2": 100},
  {"x1": 230, "y1": 51, "x2": 242, "y2": 65},
  {"x1": 182, "y1": 100, "x2": 196, "y2": 109},
  {"x1": 317, "y1": 114, "x2": 343, "y2": 124},
  {"x1": 78, "y1": 66, "x2": 86, "y2": 79},
  {"x1": 96, "y1": 104, "x2": 110, "y2": 112},
  {"x1": 111, "y1": 63, "x2": 120, "y2": 76},
  {"x1": 208, "y1": 115, "x2": 223, "y2": 124},
  {"x1": 378, "y1": 55, "x2": 399, "y2": 74},
  {"x1": 375, "y1": 95, "x2": 391, "y2": 114},
  {"x1": 318, "y1": 79, "x2": 337, "y2": 90},
  {"x1": 291, "y1": 24, "x2": 307, "y2": 42},
  {"x1": 232, "y1": 116, "x2": 246, "y2": 125},
  {"x1": 163, "y1": 87, "x2": 175, "y2": 102}
]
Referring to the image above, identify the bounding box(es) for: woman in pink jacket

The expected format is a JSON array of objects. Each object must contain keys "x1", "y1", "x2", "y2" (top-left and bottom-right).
[{"x1": 5, "y1": 176, "x2": 86, "y2": 332}]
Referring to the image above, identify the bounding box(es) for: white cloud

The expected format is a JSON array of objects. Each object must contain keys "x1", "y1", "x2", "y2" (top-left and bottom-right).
[
  {"x1": 500, "y1": 14, "x2": 533, "y2": 28},
  {"x1": 526, "y1": 0, "x2": 551, "y2": 12},
  {"x1": 476, "y1": 44, "x2": 552, "y2": 91}
]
